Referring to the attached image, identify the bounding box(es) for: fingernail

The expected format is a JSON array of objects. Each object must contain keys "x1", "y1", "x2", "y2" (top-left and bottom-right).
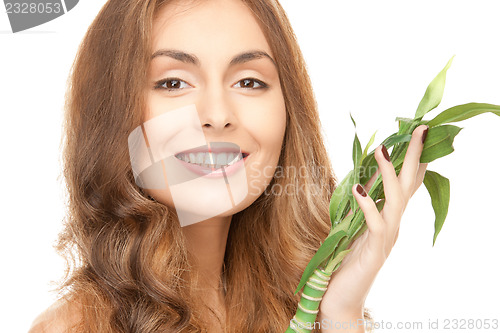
[
  {"x1": 356, "y1": 184, "x2": 367, "y2": 197},
  {"x1": 421, "y1": 126, "x2": 429, "y2": 144},
  {"x1": 381, "y1": 144, "x2": 390, "y2": 162}
]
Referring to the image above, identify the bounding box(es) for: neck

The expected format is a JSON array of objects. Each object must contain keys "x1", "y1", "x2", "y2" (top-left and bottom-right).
[{"x1": 181, "y1": 215, "x2": 232, "y2": 294}]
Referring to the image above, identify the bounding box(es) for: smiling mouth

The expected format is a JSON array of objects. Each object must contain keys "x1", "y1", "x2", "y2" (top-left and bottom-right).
[
  {"x1": 174, "y1": 142, "x2": 249, "y2": 169},
  {"x1": 175, "y1": 151, "x2": 249, "y2": 169}
]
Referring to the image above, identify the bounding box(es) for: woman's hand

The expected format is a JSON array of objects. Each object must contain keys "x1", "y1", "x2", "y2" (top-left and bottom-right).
[{"x1": 318, "y1": 124, "x2": 429, "y2": 331}]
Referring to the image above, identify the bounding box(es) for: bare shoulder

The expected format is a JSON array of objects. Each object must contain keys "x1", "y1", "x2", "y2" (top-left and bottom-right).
[{"x1": 28, "y1": 297, "x2": 82, "y2": 333}]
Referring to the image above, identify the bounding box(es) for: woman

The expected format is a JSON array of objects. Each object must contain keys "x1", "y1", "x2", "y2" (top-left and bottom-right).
[{"x1": 29, "y1": 0, "x2": 428, "y2": 332}]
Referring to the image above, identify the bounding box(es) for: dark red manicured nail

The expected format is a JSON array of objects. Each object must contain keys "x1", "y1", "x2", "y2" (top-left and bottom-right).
[
  {"x1": 356, "y1": 184, "x2": 367, "y2": 197},
  {"x1": 422, "y1": 126, "x2": 429, "y2": 144},
  {"x1": 381, "y1": 144, "x2": 390, "y2": 162}
]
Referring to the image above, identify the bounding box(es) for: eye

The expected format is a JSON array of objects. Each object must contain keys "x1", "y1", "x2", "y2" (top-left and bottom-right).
[
  {"x1": 154, "y1": 78, "x2": 191, "y2": 91},
  {"x1": 234, "y1": 78, "x2": 268, "y2": 90}
]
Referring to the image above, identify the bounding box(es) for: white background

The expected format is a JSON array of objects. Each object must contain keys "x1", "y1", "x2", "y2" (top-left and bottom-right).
[{"x1": 1, "y1": 1, "x2": 499, "y2": 332}]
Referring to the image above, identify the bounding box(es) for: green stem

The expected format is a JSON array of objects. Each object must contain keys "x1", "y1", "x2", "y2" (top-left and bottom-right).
[
  {"x1": 285, "y1": 122, "x2": 420, "y2": 333},
  {"x1": 285, "y1": 267, "x2": 332, "y2": 332},
  {"x1": 285, "y1": 249, "x2": 352, "y2": 332}
]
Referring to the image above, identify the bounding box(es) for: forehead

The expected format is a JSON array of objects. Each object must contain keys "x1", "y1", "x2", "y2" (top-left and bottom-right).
[{"x1": 151, "y1": 0, "x2": 273, "y2": 59}]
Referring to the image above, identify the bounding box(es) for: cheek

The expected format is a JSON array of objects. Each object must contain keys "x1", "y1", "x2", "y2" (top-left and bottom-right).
[
  {"x1": 145, "y1": 93, "x2": 191, "y2": 121},
  {"x1": 240, "y1": 93, "x2": 286, "y2": 196},
  {"x1": 144, "y1": 93, "x2": 159, "y2": 121},
  {"x1": 239, "y1": 93, "x2": 287, "y2": 151}
]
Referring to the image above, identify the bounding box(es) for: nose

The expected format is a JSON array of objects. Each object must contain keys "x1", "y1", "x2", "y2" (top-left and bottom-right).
[{"x1": 198, "y1": 89, "x2": 237, "y2": 134}]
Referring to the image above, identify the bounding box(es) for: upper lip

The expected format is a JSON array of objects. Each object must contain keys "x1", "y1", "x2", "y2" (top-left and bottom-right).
[{"x1": 175, "y1": 144, "x2": 249, "y2": 156}]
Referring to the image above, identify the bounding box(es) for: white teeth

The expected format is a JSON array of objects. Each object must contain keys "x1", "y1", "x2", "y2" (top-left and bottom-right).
[
  {"x1": 204, "y1": 153, "x2": 212, "y2": 167},
  {"x1": 176, "y1": 151, "x2": 244, "y2": 167},
  {"x1": 196, "y1": 152, "x2": 204, "y2": 165},
  {"x1": 227, "y1": 153, "x2": 242, "y2": 166},
  {"x1": 217, "y1": 152, "x2": 228, "y2": 166}
]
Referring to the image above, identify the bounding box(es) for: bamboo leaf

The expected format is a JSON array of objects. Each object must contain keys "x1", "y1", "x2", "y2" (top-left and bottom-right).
[
  {"x1": 361, "y1": 130, "x2": 377, "y2": 163},
  {"x1": 330, "y1": 214, "x2": 354, "y2": 235},
  {"x1": 396, "y1": 117, "x2": 416, "y2": 135},
  {"x1": 414, "y1": 56, "x2": 454, "y2": 120},
  {"x1": 359, "y1": 132, "x2": 410, "y2": 185},
  {"x1": 377, "y1": 134, "x2": 413, "y2": 171},
  {"x1": 381, "y1": 134, "x2": 412, "y2": 147},
  {"x1": 351, "y1": 223, "x2": 368, "y2": 244},
  {"x1": 324, "y1": 249, "x2": 352, "y2": 274},
  {"x1": 395, "y1": 117, "x2": 414, "y2": 124},
  {"x1": 334, "y1": 195, "x2": 351, "y2": 226},
  {"x1": 422, "y1": 170, "x2": 450, "y2": 246},
  {"x1": 351, "y1": 113, "x2": 362, "y2": 214},
  {"x1": 294, "y1": 230, "x2": 348, "y2": 294},
  {"x1": 287, "y1": 56, "x2": 500, "y2": 333},
  {"x1": 329, "y1": 171, "x2": 353, "y2": 225},
  {"x1": 391, "y1": 145, "x2": 409, "y2": 170},
  {"x1": 328, "y1": 215, "x2": 355, "y2": 259},
  {"x1": 360, "y1": 151, "x2": 377, "y2": 185},
  {"x1": 347, "y1": 208, "x2": 366, "y2": 238},
  {"x1": 426, "y1": 103, "x2": 500, "y2": 127},
  {"x1": 420, "y1": 125, "x2": 463, "y2": 163},
  {"x1": 350, "y1": 112, "x2": 357, "y2": 128}
]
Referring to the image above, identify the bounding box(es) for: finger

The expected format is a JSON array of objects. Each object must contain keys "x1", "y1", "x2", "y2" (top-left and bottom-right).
[
  {"x1": 352, "y1": 183, "x2": 385, "y2": 239},
  {"x1": 346, "y1": 166, "x2": 382, "y2": 218},
  {"x1": 376, "y1": 144, "x2": 404, "y2": 220},
  {"x1": 412, "y1": 162, "x2": 428, "y2": 197},
  {"x1": 399, "y1": 125, "x2": 428, "y2": 200},
  {"x1": 352, "y1": 183, "x2": 387, "y2": 257},
  {"x1": 346, "y1": 162, "x2": 382, "y2": 217}
]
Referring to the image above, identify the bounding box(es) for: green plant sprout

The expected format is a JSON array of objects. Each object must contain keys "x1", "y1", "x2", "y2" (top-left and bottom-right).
[{"x1": 286, "y1": 56, "x2": 500, "y2": 332}]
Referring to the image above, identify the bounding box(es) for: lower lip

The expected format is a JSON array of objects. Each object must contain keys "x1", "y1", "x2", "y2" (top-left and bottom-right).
[{"x1": 176, "y1": 154, "x2": 249, "y2": 178}]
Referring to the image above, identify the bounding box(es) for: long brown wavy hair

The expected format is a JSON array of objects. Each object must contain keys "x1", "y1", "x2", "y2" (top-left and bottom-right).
[{"x1": 54, "y1": 0, "x2": 373, "y2": 331}]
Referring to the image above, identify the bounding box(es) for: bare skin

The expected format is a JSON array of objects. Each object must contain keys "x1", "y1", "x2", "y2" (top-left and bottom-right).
[
  {"x1": 143, "y1": 0, "x2": 286, "y2": 327},
  {"x1": 31, "y1": 0, "x2": 286, "y2": 331},
  {"x1": 317, "y1": 126, "x2": 429, "y2": 332},
  {"x1": 28, "y1": 298, "x2": 81, "y2": 333},
  {"x1": 182, "y1": 216, "x2": 231, "y2": 328},
  {"x1": 30, "y1": 0, "x2": 428, "y2": 332}
]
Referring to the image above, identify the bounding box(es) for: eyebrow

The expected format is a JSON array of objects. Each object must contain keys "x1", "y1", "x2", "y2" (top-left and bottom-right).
[{"x1": 151, "y1": 49, "x2": 277, "y2": 69}]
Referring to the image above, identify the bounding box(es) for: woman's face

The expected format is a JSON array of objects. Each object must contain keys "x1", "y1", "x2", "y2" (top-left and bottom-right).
[{"x1": 141, "y1": 0, "x2": 286, "y2": 224}]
